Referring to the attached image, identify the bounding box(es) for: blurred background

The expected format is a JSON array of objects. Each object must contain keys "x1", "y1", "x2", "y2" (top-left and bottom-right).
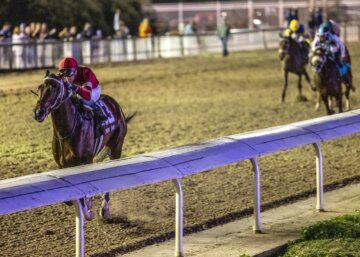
[{"x1": 0, "y1": 0, "x2": 359, "y2": 69}]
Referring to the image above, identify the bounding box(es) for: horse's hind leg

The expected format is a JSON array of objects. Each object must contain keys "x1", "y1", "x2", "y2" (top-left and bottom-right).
[
  {"x1": 100, "y1": 192, "x2": 111, "y2": 220},
  {"x1": 337, "y1": 95, "x2": 343, "y2": 113},
  {"x1": 344, "y1": 87, "x2": 351, "y2": 111},
  {"x1": 281, "y1": 71, "x2": 288, "y2": 102}
]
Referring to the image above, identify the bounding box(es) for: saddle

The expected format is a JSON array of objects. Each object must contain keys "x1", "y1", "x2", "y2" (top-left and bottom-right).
[
  {"x1": 93, "y1": 101, "x2": 116, "y2": 137},
  {"x1": 72, "y1": 97, "x2": 116, "y2": 137}
]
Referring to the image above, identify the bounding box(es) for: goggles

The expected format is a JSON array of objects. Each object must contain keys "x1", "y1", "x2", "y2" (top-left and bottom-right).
[{"x1": 60, "y1": 68, "x2": 76, "y2": 77}]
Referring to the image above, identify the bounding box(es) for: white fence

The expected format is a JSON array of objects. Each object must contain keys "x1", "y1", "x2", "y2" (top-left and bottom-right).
[
  {"x1": 1, "y1": 110, "x2": 360, "y2": 257},
  {"x1": 1, "y1": 24, "x2": 360, "y2": 70}
]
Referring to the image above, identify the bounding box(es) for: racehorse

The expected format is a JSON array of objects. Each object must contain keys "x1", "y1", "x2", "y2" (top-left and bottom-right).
[
  {"x1": 310, "y1": 47, "x2": 343, "y2": 115},
  {"x1": 278, "y1": 35, "x2": 315, "y2": 102},
  {"x1": 34, "y1": 71, "x2": 135, "y2": 221}
]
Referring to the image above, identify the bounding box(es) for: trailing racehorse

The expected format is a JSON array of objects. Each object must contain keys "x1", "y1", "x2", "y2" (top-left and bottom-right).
[
  {"x1": 34, "y1": 71, "x2": 135, "y2": 221},
  {"x1": 310, "y1": 47, "x2": 343, "y2": 115},
  {"x1": 278, "y1": 35, "x2": 315, "y2": 102}
]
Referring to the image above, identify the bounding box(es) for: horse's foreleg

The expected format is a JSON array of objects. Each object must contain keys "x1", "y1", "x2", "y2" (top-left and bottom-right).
[
  {"x1": 80, "y1": 197, "x2": 94, "y2": 221},
  {"x1": 322, "y1": 95, "x2": 334, "y2": 115},
  {"x1": 281, "y1": 71, "x2": 288, "y2": 103}
]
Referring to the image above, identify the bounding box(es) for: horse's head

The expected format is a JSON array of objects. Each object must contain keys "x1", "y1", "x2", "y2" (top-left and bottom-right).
[
  {"x1": 278, "y1": 38, "x2": 290, "y2": 61},
  {"x1": 34, "y1": 71, "x2": 69, "y2": 122},
  {"x1": 310, "y1": 47, "x2": 327, "y2": 73}
]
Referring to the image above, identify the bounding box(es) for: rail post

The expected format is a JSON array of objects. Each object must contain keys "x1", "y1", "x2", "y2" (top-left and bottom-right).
[
  {"x1": 313, "y1": 143, "x2": 324, "y2": 211},
  {"x1": 250, "y1": 158, "x2": 261, "y2": 233},
  {"x1": 74, "y1": 199, "x2": 85, "y2": 257},
  {"x1": 173, "y1": 179, "x2": 184, "y2": 257}
]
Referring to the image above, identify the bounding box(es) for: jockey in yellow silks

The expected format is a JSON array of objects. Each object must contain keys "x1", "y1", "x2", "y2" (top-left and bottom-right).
[{"x1": 282, "y1": 19, "x2": 311, "y2": 62}]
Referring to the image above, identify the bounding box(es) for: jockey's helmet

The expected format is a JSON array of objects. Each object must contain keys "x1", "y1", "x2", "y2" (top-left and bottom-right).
[
  {"x1": 289, "y1": 19, "x2": 299, "y2": 32},
  {"x1": 318, "y1": 22, "x2": 332, "y2": 43},
  {"x1": 58, "y1": 57, "x2": 78, "y2": 77}
]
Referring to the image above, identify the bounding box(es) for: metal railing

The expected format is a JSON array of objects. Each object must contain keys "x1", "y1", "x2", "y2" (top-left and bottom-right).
[
  {"x1": 1, "y1": 110, "x2": 360, "y2": 257},
  {"x1": 1, "y1": 24, "x2": 359, "y2": 71}
]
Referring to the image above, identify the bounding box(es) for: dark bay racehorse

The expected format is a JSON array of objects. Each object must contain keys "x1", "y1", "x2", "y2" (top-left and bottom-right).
[
  {"x1": 310, "y1": 47, "x2": 343, "y2": 115},
  {"x1": 34, "y1": 72, "x2": 135, "y2": 220},
  {"x1": 278, "y1": 36, "x2": 315, "y2": 102}
]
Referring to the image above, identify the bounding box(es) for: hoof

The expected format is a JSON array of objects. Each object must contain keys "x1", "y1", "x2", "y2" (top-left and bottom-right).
[
  {"x1": 296, "y1": 95, "x2": 308, "y2": 102},
  {"x1": 84, "y1": 210, "x2": 95, "y2": 221},
  {"x1": 100, "y1": 201, "x2": 110, "y2": 220},
  {"x1": 82, "y1": 197, "x2": 94, "y2": 221}
]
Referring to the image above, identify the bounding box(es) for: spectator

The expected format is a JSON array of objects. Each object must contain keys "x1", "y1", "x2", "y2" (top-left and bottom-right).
[
  {"x1": 31, "y1": 22, "x2": 41, "y2": 39},
  {"x1": 12, "y1": 26, "x2": 26, "y2": 68},
  {"x1": 184, "y1": 21, "x2": 195, "y2": 35},
  {"x1": 284, "y1": 9, "x2": 293, "y2": 27},
  {"x1": 23, "y1": 25, "x2": 35, "y2": 67},
  {"x1": 113, "y1": 8, "x2": 121, "y2": 35},
  {"x1": 118, "y1": 21, "x2": 129, "y2": 39},
  {"x1": 81, "y1": 22, "x2": 93, "y2": 39},
  {"x1": 139, "y1": 18, "x2": 152, "y2": 38},
  {"x1": 307, "y1": 10, "x2": 316, "y2": 38},
  {"x1": 69, "y1": 25, "x2": 79, "y2": 41},
  {"x1": 315, "y1": 8, "x2": 323, "y2": 30},
  {"x1": 39, "y1": 22, "x2": 50, "y2": 41},
  {"x1": 58, "y1": 27, "x2": 70, "y2": 41},
  {"x1": 217, "y1": 12, "x2": 230, "y2": 57},
  {"x1": 293, "y1": 9, "x2": 299, "y2": 20},
  {"x1": 0, "y1": 22, "x2": 12, "y2": 41}
]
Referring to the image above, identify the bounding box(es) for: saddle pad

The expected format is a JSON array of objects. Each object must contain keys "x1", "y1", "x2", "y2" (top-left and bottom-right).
[{"x1": 95, "y1": 100, "x2": 116, "y2": 137}]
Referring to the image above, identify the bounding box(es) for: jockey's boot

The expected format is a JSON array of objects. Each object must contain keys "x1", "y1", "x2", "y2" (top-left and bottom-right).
[{"x1": 91, "y1": 103, "x2": 107, "y2": 122}]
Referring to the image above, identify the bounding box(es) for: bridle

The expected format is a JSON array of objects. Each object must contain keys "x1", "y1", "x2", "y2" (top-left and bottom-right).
[
  {"x1": 41, "y1": 76, "x2": 79, "y2": 140},
  {"x1": 42, "y1": 77, "x2": 72, "y2": 111},
  {"x1": 311, "y1": 48, "x2": 327, "y2": 73}
]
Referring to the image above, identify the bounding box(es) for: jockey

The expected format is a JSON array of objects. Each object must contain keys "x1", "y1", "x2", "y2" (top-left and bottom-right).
[
  {"x1": 58, "y1": 57, "x2": 107, "y2": 121},
  {"x1": 283, "y1": 20, "x2": 310, "y2": 62},
  {"x1": 311, "y1": 21, "x2": 354, "y2": 91},
  {"x1": 284, "y1": 20, "x2": 311, "y2": 48}
]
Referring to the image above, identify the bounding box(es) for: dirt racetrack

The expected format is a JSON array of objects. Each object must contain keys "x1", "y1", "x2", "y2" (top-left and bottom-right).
[{"x1": 1, "y1": 45, "x2": 360, "y2": 257}]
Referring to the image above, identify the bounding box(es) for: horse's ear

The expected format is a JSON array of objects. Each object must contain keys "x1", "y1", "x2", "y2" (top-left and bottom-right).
[{"x1": 44, "y1": 70, "x2": 50, "y2": 78}]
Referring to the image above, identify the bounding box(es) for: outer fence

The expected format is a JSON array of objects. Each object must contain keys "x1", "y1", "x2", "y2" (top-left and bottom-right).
[
  {"x1": 1, "y1": 110, "x2": 360, "y2": 257},
  {"x1": 1, "y1": 24, "x2": 360, "y2": 70}
]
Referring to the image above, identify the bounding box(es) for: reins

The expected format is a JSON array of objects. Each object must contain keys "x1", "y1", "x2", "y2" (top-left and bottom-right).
[{"x1": 43, "y1": 77, "x2": 79, "y2": 140}]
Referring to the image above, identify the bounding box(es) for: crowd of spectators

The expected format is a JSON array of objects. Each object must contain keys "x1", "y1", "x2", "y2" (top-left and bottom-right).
[
  {"x1": 0, "y1": 21, "x2": 109, "y2": 44},
  {"x1": 0, "y1": 13, "x2": 133, "y2": 68}
]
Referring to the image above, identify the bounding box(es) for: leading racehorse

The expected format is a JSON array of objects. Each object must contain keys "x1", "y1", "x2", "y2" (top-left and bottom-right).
[
  {"x1": 34, "y1": 71, "x2": 135, "y2": 220},
  {"x1": 278, "y1": 35, "x2": 315, "y2": 102}
]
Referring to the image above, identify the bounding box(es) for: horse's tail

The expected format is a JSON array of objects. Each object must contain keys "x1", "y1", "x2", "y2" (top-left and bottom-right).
[{"x1": 125, "y1": 111, "x2": 137, "y2": 124}]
